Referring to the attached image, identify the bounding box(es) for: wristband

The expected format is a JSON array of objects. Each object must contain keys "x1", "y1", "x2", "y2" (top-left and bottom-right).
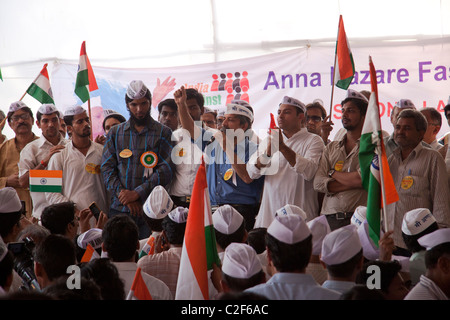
[{"x1": 41, "y1": 160, "x2": 47, "y2": 168}]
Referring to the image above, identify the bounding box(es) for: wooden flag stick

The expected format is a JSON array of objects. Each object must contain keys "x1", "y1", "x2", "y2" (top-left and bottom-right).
[{"x1": 329, "y1": 51, "x2": 338, "y2": 118}]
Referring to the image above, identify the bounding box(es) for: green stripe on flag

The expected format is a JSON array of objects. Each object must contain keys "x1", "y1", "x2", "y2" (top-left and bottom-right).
[
  {"x1": 75, "y1": 69, "x2": 90, "y2": 103},
  {"x1": 336, "y1": 56, "x2": 355, "y2": 90},
  {"x1": 30, "y1": 185, "x2": 62, "y2": 193},
  {"x1": 0, "y1": 68, "x2": 3, "y2": 81},
  {"x1": 26, "y1": 83, "x2": 54, "y2": 104},
  {"x1": 359, "y1": 131, "x2": 382, "y2": 247},
  {"x1": 204, "y1": 225, "x2": 221, "y2": 270}
]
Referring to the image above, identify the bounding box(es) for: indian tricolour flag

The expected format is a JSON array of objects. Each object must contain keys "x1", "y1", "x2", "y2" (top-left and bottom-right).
[
  {"x1": 29, "y1": 170, "x2": 62, "y2": 193},
  {"x1": 334, "y1": 15, "x2": 355, "y2": 90},
  {"x1": 80, "y1": 244, "x2": 100, "y2": 263},
  {"x1": 175, "y1": 157, "x2": 221, "y2": 300},
  {"x1": 359, "y1": 56, "x2": 399, "y2": 246},
  {"x1": 25, "y1": 63, "x2": 54, "y2": 104},
  {"x1": 74, "y1": 41, "x2": 98, "y2": 103},
  {"x1": 126, "y1": 267, "x2": 152, "y2": 300}
]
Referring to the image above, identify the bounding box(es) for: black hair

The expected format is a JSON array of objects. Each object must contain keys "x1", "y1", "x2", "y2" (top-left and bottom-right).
[
  {"x1": 161, "y1": 216, "x2": 187, "y2": 245},
  {"x1": 40, "y1": 202, "x2": 76, "y2": 235},
  {"x1": 214, "y1": 221, "x2": 246, "y2": 250},
  {"x1": 247, "y1": 228, "x2": 267, "y2": 254},
  {"x1": 402, "y1": 222, "x2": 439, "y2": 253},
  {"x1": 340, "y1": 98, "x2": 368, "y2": 116},
  {"x1": 102, "y1": 215, "x2": 139, "y2": 262},
  {"x1": 425, "y1": 242, "x2": 450, "y2": 269},
  {"x1": 7, "y1": 107, "x2": 34, "y2": 123},
  {"x1": 325, "y1": 249, "x2": 363, "y2": 278},
  {"x1": 158, "y1": 98, "x2": 178, "y2": 114},
  {"x1": 185, "y1": 88, "x2": 205, "y2": 108},
  {"x1": 266, "y1": 233, "x2": 312, "y2": 272}
]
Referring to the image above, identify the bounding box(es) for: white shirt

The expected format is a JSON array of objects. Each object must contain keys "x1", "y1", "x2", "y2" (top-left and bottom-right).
[
  {"x1": 248, "y1": 128, "x2": 324, "y2": 227},
  {"x1": 404, "y1": 275, "x2": 448, "y2": 300},
  {"x1": 245, "y1": 272, "x2": 341, "y2": 300},
  {"x1": 168, "y1": 128, "x2": 204, "y2": 197},
  {"x1": 45, "y1": 141, "x2": 109, "y2": 215},
  {"x1": 113, "y1": 261, "x2": 173, "y2": 300},
  {"x1": 18, "y1": 135, "x2": 68, "y2": 219}
]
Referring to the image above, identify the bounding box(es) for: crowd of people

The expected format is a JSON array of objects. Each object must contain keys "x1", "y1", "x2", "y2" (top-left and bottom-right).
[{"x1": 0, "y1": 79, "x2": 449, "y2": 301}]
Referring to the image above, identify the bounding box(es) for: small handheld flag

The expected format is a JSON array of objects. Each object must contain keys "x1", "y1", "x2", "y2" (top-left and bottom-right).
[
  {"x1": 23, "y1": 63, "x2": 54, "y2": 104},
  {"x1": 29, "y1": 170, "x2": 62, "y2": 193}
]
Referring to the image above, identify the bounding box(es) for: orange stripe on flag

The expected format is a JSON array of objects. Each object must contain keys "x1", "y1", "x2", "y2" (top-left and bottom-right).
[
  {"x1": 130, "y1": 267, "x2": 152, "y2": 300},
  {"x1": 337, "y1": 15, "x2": 353, "y2": 80},
  {"x1": 29, "y1": 170, "x2": 63, "y2": 178},
  {"x1": 81, "y1": 244, "x2": 95, "y2": 263}
]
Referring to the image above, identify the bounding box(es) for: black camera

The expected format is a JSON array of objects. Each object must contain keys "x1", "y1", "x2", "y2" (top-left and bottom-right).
[{"x1": 7, "y1": 237, "x2": 40, "y2": 291}]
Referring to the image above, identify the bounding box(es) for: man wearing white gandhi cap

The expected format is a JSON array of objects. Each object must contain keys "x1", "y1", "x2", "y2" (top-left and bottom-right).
[
  {"x1": 45, "y1": 105, "x2": 109, "y2": 229},
  {"x1": 212, "y1": 205, "x2": 247, "y2": 262},
  {"x1": 174, "y1": 86, "x2": 264, "y2": 231},
  {"x1": 405, "y1": 228, "x2": 450, "y2": 300},
  {"x1": 244, "y1": 214, "x2": 340, "y2": 300},
  {"x1": 401, "y1": 208, "x2": 439, "y2": 287},
  {"x1": 219, "y1": 243, "x2": 265, "y2": 294},
  {"x1": 137, "y1": 206, "x2": 188, "y2": 297},
  {"x1": 248, "y1": 95, "x2": 325, "y2": 228},
  {"x1": 320, "y1": 224, "x2": 364, "y2": 294},
  {"x1": 18, "y1": 103, "x2": 68, "y2": 220}
]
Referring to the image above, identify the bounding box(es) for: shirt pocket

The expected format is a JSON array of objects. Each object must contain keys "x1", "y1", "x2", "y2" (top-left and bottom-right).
[{"x1": 398, "y1": 174, "x2": 428, "y2": 199}]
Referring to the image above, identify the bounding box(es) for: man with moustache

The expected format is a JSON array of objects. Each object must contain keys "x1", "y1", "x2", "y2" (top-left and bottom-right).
[
  {"x1": 18, "y1": 104, "x2": 67, "y2": 220},
  {"x1": 247, "y1": 96, "x2": 325, "y2": 227},
  {"x1": 46, "y1": 106, "x2": 109, "y2": 227},
  {"x1": 0, "y1": 101, "x2": 39, "y2": 217},
  {"x1": 167, "y1": 89, "x2": 207, "y2": 208},
  {"x1": 174, "y1": 86, "x2": 264, "y2": 230},
  {"x1": 313, "y1": 89, "x2": 368, "y2": 231},
  {"x1": 386, "y1": 109, "x2": 450, "y2": 257},
  {"x1": 101, "y1": 80, "x2": 174, "y2": 239}
]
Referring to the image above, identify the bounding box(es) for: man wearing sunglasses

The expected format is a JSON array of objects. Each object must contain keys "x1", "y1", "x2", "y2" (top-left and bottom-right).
[{"x1": 305, "y1": 100, "x2": 333, "y2": 146}]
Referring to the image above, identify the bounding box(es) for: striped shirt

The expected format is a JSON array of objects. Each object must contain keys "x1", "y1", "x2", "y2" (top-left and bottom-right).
[
  {"x1": 101, "y1": 118, "x2": 175, "y2": 213},
  {"x1": 404, "y1": 275, "x2": 448, "y2": 300},
  {"x1": 386, "y1": 143, "x2": 450, "y2": 249}
]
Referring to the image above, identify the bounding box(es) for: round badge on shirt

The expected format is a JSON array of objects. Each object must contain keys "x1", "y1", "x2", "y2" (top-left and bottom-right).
[
  {"x1": 140, "y1": 151, "x2": 158, "y2": 168},
  {"x1": 334, "y1": 160, "x2": 344, "y2": 171},
  {"x1": 85, "y1": 163, "x2": 99, "y2": 174},
  {"x1": 401, "y1": 176, "x2": 414, "y2": 190},
  {"x1": 119, "y1": 149, "x2": 133, "y2": 158},
  {"x1": 224, "y1": 168, "x2": 233, "y2": 181}
]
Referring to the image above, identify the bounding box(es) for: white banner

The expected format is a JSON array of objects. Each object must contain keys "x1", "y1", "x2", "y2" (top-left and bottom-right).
[{"x1": 50, "y1": 43, "x2": 450, "y2": 140}]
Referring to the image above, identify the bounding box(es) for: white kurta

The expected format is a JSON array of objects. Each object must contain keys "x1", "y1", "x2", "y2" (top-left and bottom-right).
[
  {"x1": 45, "y1": 141, "x2": 109, "y2": 214},
  {"x1": 18, "y1": 135, "x2": 67, "y2": 219},
  {"x1": 247, "y1": 128, "x2": 324, "y2": 227}
]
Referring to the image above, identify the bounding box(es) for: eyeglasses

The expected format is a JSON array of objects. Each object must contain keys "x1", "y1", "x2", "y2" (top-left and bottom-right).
[
  {"x1": 306, "y1": 115, "x2": 323, "y2": 123},
  {"x1": 11, "y1": 114, "x2": 31, "y2": 122}
]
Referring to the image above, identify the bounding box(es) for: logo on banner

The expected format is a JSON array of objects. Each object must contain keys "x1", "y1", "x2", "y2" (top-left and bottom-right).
[
  {"x1": 184, "y1": 71, "x2": 251, "y2": 108},
  {"x1": 211, "y1": 71, "x2": 250, "y2": 104}
]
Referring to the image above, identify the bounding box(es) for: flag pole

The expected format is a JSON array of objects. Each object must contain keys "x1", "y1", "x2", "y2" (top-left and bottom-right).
[
  {"x1": 329, "y1": 52, "x2": 337, "y2": 117},
  {"x1": 378, "y1": 142, "x2": 389, "y2": 233},
  {"x1": 88, "y1": 97, "x2": 93, "y2": 140}
]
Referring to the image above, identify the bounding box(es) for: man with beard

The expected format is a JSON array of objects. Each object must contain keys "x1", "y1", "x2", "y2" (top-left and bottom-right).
[
  {"x1": 386, "y1": 109, "x2": 450, "y2": 257},
  {"x1": 313, "y1": 89, "x2": 368, "y2": 231},
  {"x1": 0, "y1": 101, "x2": 39, "y2": 217},
  {"x1": 18, "y1": 104, "x2": 67, "y2": 221},
  {"x1": 46, "y1": 106, "x2": 109, "y2": 228},
  {"x1": 101, "y1": 80, "x2": 174, "y2": 239},
  {"x1": 247, "y1": 96, "x2": 325, "y2": 227}
]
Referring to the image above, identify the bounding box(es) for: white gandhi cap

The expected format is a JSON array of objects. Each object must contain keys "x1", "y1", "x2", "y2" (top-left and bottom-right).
[
  {"x1": 212, "y1": 205, "x2": 244, "y2": 235},
  {"x1": 221, "y1": 243, "x2": 262, "y2": 279},
  {"x1": 267, "y1": 214, "x2": 311, "y2": 244},
  {"x1": 401, "y1": 208, "x2": 436, "y2": 236},
  {"x1": 321, "y1": 224, "x2": 362, "y2": 265},
  {"x1": 143, "y1": 185, "x2": 173, "y2": 219},
  {"x1": 307, "y1": 215, "x2": 331, "y2": 256}
]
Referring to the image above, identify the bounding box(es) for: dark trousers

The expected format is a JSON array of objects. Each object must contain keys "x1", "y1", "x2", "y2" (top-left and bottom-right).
[{"x1": 325, "y1": 212, "x2": 352, "y2": 231}]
